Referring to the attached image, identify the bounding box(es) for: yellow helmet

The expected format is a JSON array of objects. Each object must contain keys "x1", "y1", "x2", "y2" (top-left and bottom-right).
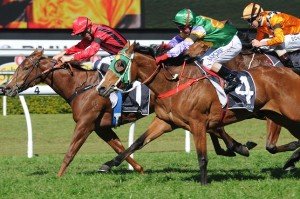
[{"x1": 242, "y1": 3, "x2": 263, "y2": 20}]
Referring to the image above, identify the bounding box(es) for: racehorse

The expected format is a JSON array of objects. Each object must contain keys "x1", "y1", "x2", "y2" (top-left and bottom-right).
[
  {"x1": 97, "y1": 42, "x2": 300, "y2": 185},
  {"x1": 3, "y1": 49, "x2": 249, "y2": 177},
  {"x1": 188, "y1": 41, "x2": 300, "y2": 160}
]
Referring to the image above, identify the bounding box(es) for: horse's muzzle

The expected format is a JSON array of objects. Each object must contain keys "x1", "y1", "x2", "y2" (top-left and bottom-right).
[
  {"x1": 3, "y1": 85, "x2": 18, "y2": 97},
  {"x1": 0, "y1": 87, "x2": 5, "y2": 96}
]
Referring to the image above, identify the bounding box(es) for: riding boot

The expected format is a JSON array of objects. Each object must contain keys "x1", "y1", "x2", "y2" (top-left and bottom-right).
[
  {"x1": 217, "y1": 65, "x2": 241, "y2": 94},
  {"x1": 279, "y1": 53, "x2": 294, "y2": 68}
]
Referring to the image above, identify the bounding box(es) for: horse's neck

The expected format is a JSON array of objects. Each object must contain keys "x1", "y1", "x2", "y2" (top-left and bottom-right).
[
  {"x1": 43, "y1": 67, "x2": 98, "y2": 102},
  {"x1": 136, "y1": 55, "x2": 201, "y2": 95}
]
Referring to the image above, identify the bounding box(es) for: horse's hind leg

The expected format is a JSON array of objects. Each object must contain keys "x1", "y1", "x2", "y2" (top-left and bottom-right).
[
  {"x1": 266, "y1": 119, "x2": 300, "y2": 154},
  {"x1": 57, "y1": 121, "x2": 94, "y2": 177},
  {"x1": 283, "y1": 147, "x2": 300, "y2": 170},
  {"x1": 99, "y1": 117, "x2": 173, "y2": 172},
  {"x1": 95, "y1": 127, "x2": 143, "y2": 173}
]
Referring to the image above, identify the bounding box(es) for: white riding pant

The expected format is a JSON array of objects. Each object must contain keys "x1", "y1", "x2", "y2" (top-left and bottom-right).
[
  {"x1": 201, "y1": 35, "x2": 242, "y2": 70},
  {"x1": 93, "y1": 55, "x2": 115, "y2": 70},
  {"x1": 260, "y1": 33, "x2": 300, "y2": 55}
]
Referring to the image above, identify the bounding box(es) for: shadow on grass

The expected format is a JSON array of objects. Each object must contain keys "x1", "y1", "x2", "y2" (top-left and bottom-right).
[
  {"x1": 29, "y1": 170, "x2": 49, "y2": 176},
  {"x1": 180, "y1": 167, "x2": 300, "y2": 183},
  {"x1": 80, "y1": 166, "x2": 300, "y2": 183},
  {"x1": 80, "y1": 169, "x2": 134, "y2": 176},
  {"x1": 261, "y1": 167, "x2": 300, "y2": 179}
]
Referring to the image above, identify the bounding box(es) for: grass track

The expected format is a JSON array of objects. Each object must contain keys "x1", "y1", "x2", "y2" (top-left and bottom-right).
[{"x1": 0, "y1": 114, "x2": 300, "y2": 198}]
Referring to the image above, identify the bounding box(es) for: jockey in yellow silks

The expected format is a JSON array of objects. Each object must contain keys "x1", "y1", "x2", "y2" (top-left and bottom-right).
[{"x1": 242, "y1": 3, "x2": 300, "y2": 68}]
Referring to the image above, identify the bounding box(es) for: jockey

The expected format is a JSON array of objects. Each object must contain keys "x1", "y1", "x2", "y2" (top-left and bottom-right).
[
  {"x1": 53, "y1": 16, "x2": 127, "y2": 70},
  {"x1": 242, "y1": 3, "x2": 300, "y2": 68},
  {"x1": 155, "y1": 8, "x2": 242, "y2": 93}
]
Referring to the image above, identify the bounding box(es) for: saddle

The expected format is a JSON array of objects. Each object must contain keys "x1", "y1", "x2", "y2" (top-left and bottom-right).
[
  {"x1": 94, "y1": 61, "x2": 151, "y2": 126},
  {"x1": 195, "y1": 61, "x2": 256, "y2": 112}
]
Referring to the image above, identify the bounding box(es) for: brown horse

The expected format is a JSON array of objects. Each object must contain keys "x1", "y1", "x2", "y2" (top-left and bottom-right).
[
  {"x1": 188, "y1": 41, "x2": 300, "y2": 158},
  {"x1": 97, "y1": 42, "x2": 300, "y2": 184},
  {"x1": 3, "y1": 49, "x2": 249, "y2": 177}
]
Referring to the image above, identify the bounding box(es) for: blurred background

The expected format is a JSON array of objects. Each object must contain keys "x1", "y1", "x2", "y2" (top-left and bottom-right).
[{"x1": 0, "y1": 0, "x2": 299, "y2": 113}]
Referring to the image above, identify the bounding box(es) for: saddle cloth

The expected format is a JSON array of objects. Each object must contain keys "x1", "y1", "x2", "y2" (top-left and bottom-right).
[
  {"x1": 227, "y1": 71, "x2": 256, "y2": 112},
  {"x1": 122, "y1": 81, "x2": 150, "y2": 115},
  {"x1": 207, "y1": 71, "x2": 256, "y2": 112},
  {"x1": 109, "y1": 81, "x2": 150, "y2": 126},
  {"x1": 262, "y1": 50, "x2": 300, "y2": 68}
]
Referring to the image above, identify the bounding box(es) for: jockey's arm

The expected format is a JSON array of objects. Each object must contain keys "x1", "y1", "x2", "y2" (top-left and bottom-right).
[
  {"x1": 265, "y1": 16, "x2": 285, "y2": 46},
  {"x1": 72, "y1": 41, "x2": 101, "y2": 61},
  {"x1": 168, "y1": 35, "x2": 185, "y2": 48},
  {"x1": 65, "y1": 38, "x2": 91, "y2": 55},
  {"x1": 265, "y1": 26, "x2": 285, "y2": 46},
  {"x1": 167, "y1": 26, "x2": 206, "y2": 58}
]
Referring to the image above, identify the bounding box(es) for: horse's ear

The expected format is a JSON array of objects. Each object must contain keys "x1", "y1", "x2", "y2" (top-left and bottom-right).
[
  {"x1": 128, "y1": 41, "x2": 135, "y2": 53},
  {"x1": 125, "y1": 40, "x2": 130, "y2": 48},
  {"x1": 35, "y1": 48, "x2": 44, "y2": 57}
]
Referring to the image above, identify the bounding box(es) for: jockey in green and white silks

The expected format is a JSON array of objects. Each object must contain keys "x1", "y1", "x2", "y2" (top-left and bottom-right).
[{"x1": 155, "y1": 8, "x2": 242, "y2": 93}]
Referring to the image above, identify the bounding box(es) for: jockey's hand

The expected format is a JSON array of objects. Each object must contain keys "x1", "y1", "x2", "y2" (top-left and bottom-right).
[
  {"x1": 155, "y1": 53, "x2": 169, "y2": 65},
  {"x1": 159, "y1": 42, "x2": 171, "y2": 51},
  {"x1": 60, "y1": 55, "x2": 74, "y2": 63},
  {"x1": 251, "y1": 39, "x2": 267, "y2": 48},
  {"x1": 53, "y1": 51, "x2": 66, "y2": 61}
]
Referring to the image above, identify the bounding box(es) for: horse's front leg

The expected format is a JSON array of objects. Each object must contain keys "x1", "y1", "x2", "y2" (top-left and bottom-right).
[
  {"x1": 209, "y1": 132, "x2": 236, "y2": 157},
  {"x1": 99, "y1": 117, "x2": 173, "y2": 172},
  {"x1": 57, "y1": 121, "x2": 94, "y2": 177},
  {"x1": 95, "y1": 127, "x2": 144, "y2": 173},
  {"x1": 191, "y1": 121, "x2": 208, "y2": 185},
  {"x1": 210, "y1": 127, "x2": 256, "y2": 157}
]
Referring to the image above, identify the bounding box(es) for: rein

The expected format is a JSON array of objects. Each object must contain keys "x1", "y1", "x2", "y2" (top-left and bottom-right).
[
  {"x1": 17, "y1": 56, "x2": 95, "y2": 102},
  {"x1": 142, "y1": 64, "x2": 162, "y2": 85},
  {"x1": 67, "y1": 84, "x2": 97, "y2": 103},
  {"x1": 157, "y1": 61, "x2": 209, "y2": 99}
]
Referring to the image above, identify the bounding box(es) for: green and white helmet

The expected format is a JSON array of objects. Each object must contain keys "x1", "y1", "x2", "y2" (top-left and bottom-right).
[{"x1": 173, "y1": 8, "x2": 196, "y2": 27}]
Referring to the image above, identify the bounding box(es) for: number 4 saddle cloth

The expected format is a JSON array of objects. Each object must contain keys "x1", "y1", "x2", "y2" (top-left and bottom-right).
[
  {"x1": 207, "y1": 70, "x2": 256, "y2": 112},
  {"x1": 227, "y1": 71, "x2": 256, "y2": 112}
]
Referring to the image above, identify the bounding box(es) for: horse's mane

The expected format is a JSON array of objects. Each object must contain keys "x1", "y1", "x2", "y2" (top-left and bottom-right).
[
  {"x1": 133, "y1": 43, "x2": 191, "y2": 66},
  {"x1": 134, "y1": 44, "x2": 156, "y2": 58}
]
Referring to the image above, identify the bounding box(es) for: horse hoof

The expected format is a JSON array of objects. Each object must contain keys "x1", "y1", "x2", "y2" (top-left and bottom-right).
[
  {"x1": 235, "y1": 145, "x2": 250, "y2": 157},
  {"x1": 97, "y1": 164, "x2": 111, "y2": 173},
  {"x1": 245, "y1": 141, "x2": 257, "y2": 150},
  {"x1": 225, "y1": 149, "x2": 236, "y2": 157},
  {"x1": 284, "y1": 165, "x2": 296, "y2": 171},
  {"x1": 283, "y1": 163, "x2": 296, "y2": 171}
]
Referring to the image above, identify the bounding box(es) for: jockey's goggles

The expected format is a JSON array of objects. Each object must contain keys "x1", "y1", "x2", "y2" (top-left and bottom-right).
[
  {"x1": 77, "y1": 27, "x2": 92, "y2": 37},
  {"x1": 175, "y1": 22, "x2": 192, "y2": 30}
]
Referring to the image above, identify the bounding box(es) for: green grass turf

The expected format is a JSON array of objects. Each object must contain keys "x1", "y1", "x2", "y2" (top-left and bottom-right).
[{"x1": 0, "y1": 114, "x2": 299, "y2": 198}]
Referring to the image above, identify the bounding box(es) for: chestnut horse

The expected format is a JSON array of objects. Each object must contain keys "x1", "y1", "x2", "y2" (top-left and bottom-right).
[
  {"x1": 188, "y1": 41, "x2": 300, "y2": 160},
  {"x1": 4, "y1": 49, "x2": 249, "y2": 177},
  {"x1": 97, "y1": 42, "x2": 300, "y2": 185}
]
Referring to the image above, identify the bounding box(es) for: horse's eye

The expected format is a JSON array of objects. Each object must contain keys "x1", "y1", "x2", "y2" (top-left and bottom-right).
[{"x1": 114, "y1": 60, "x2": 125, "y2": 73}]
